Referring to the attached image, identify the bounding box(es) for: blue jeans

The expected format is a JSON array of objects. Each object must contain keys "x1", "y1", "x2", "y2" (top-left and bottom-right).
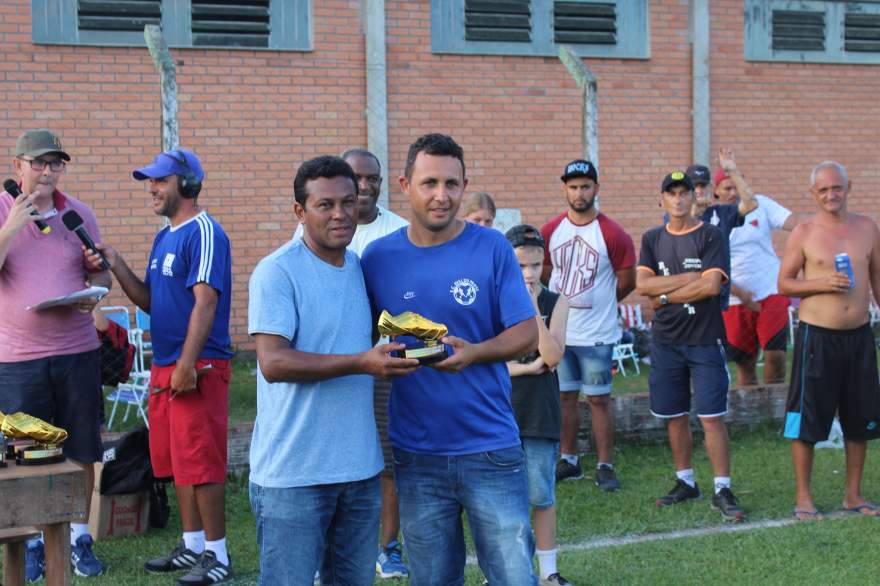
[
  {"x1": 522, "y1": 438, "x2": 558, "y2": 509},
  {"x1": 392, "y1": 445, "x2": 537, "y2": 586},
  {"x1": 249, "y1": 475, "x2": 380, "y2": 586}
]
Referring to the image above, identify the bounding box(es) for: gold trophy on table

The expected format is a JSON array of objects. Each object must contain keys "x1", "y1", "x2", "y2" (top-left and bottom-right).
[
  {"x1": 378, "y1": 310, "x2": 449, "y2": 365},
  {"x1": 0, "y1": 410, "x2": 68, "y2": 465}
]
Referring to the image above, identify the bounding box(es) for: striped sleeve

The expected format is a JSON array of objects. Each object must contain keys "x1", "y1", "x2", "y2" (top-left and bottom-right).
[{"x1": 186, "y1": 214, "x2": 230, "y2": 293}]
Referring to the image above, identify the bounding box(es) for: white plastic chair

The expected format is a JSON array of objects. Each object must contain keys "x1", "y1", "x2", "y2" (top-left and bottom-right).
[
  {"x1": 103, "y1": 306, "x2": 150, "y2": 430},
  {"x1": 612, "y1": 343, "x2": 640, "y2": 376}
]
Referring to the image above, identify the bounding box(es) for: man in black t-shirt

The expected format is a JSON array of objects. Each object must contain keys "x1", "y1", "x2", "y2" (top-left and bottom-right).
[{"x1": 636, "y1": 171, "x2": 745, "y2": 523}]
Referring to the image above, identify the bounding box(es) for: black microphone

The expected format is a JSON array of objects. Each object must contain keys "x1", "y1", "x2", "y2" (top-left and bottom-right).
[
  {"x1": 61, "y1": 210, "x2": 110, "y2": 270},
  {"x1": 3, "y1": 179, "x2": 52, "y2": 234}
]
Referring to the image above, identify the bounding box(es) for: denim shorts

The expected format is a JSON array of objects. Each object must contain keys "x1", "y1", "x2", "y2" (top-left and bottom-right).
[
  {"x1": 0, "y1": 349, "x2": 102, "y2": 464},
  {"x1": 522, "y1": 438, "x2": 558, "y2": 509},
  {"x1": 557, "y1": 344, "x2": 613, "y2": 396}
]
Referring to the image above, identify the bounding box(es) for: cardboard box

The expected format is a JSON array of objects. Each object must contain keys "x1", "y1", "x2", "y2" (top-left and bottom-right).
[{"x1": 87, "y1": 462, "x2": 150, "y2": 541}]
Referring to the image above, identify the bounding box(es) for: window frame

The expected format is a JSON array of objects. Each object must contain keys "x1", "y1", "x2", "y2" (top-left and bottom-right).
[
  {"x1": 431, "y1": 0, "x2": 650, "y2": 59},
  {"x1": 31, "y1": 0, "x2": 312, "y2": 51},
  {"x1": 744, "y1": 0, "x2": 880, "y2": 64}
]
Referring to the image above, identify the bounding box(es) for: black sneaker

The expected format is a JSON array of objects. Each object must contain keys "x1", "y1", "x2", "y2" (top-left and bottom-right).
[
  {"x1": 555, "y1": 459, "x2": 583, "y2": 482},
  {"x1": 595, "y1": 465, "x2": 620, "y2": 492},
  {"x1": 712, "y1": 487, "x2": 745, "y2": 522},
  {"x1": 541, "y1": 572, "x2": 573, "y2": 585},
  {"x1": 656, "y1": 479, "x2": 701, "y2": 506},
  {"x1": 178, "y1": 551, "x2": 233, "y2": 585},
  {"x1": 144, "y1": 540, "x2": 201, "y2": 574}
]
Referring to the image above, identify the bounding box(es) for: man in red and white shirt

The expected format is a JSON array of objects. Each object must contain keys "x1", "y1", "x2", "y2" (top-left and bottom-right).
[{"x1": 541, "y1": 160, "x2": 636, "y2": 491}]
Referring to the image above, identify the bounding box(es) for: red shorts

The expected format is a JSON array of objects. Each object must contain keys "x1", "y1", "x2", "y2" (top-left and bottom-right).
[
  {"x1": 148, "y1": 358, "x2": 230, "y2": 486},
  {"x1": 723, "y1": 294, "x2": 790, "y2": 359}
]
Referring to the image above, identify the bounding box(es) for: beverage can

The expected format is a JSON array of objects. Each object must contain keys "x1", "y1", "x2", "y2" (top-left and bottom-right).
[{"x1": 835, "y1": 253, "x2": 855, "y2": 289}]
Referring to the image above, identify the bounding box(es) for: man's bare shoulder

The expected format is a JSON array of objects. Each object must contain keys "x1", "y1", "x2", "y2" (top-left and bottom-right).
[{"x1": 846, "y1": 212, "x2": 879, "y2": 232}]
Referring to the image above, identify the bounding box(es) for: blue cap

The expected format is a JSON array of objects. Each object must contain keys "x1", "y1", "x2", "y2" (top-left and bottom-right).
[{"x1": 132, "y1": 149, "x2": 205, "y2": 182}]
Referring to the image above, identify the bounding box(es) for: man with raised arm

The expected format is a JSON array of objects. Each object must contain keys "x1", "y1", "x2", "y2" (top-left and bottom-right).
[
  {"x1": 778, "y1": 161, "x2": 880, "y2": 520},
  {"x1": 714, "y1": 156, "x2": 797, "y2": 385}
]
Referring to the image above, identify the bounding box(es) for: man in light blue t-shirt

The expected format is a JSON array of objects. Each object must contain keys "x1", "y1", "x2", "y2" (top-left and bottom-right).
[
  {"x1": 361, "y1": 134, "x2": 539, "y2": 586},
  {"x1": 247, "y1": 156, "x2": 419, "y2": 585}
]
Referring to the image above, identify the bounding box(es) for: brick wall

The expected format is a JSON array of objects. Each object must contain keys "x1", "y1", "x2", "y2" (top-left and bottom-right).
[{"x1": 2, "y1": 0, "x2": 878, "y2": 350}]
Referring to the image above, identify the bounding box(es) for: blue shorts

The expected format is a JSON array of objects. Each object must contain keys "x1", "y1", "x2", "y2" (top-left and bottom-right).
[
  {"x1": 648, "y1": 342, "x2": 729, "y2": 418},
  {"x1": 557, "y1": 344, "x2": 613, "y2": 396},
  {"x1": 522, "y1": 438, "x2": 558, "y2": 509}
]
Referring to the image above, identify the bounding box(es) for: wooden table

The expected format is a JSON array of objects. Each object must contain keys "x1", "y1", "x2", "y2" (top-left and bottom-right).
[{"x1": 0, "y1": 459, "x2": 88, "y2": 586}]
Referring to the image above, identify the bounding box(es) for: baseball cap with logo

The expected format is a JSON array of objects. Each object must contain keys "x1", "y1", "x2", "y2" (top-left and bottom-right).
[
  {"x1": 561, "y1": 159, "x2": 598, "y2": 183},
  {"x1": 15, "y1": 129, "x2": 70, "y2": 161},
  {"x1": 686, "y1": 164, "x2": 711, "y2": 186},
  {"x1": 661, "y1": 171, "x2": 695, "y2": 193},
  {"x1": 505, "y1": 224, "x2": 546, "y2": 250}
]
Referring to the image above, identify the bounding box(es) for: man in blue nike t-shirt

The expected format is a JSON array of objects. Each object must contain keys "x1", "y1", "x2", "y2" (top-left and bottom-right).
[{"x1": 361, "y1": 133, "x2": 539, "y2": 586}]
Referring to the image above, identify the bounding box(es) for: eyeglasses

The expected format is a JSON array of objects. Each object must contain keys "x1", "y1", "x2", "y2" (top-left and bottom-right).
[{"x1": 18, "y1": 157, "x2": 66, "y2": 172}]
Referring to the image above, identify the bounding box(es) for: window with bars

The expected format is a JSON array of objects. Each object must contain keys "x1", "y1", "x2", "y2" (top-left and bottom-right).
[
  {"x1": 745, "y1": 0, "x2": 880, "y2": 64},
  {"x1": 432, "y1": 0, "x2": 648, "y2": 58},
  {"x1": 32, "y1": 0, "x2": 310, "y2": 51}
]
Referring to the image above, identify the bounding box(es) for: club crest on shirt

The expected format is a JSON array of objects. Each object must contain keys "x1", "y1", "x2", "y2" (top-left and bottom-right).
[
  {"x1": 450, "y1": 278, "x2": 479, "y2": 306},
  {"x1": 162, "y1": 253, "x2": 176, "y2": 277}
]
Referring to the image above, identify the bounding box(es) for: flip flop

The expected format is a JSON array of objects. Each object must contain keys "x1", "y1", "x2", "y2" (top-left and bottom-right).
[
  {"x1": 842, "y1": 502, "x2": 880, "y2": 516},
  {"x1": 793, "y1": 508, "x2": 823, "y2": 520}
]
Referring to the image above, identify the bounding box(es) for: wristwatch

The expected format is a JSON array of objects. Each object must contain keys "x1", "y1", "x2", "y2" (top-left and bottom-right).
[{"x1": 659, "y1": 294, "x2": 669, "y2": 306}]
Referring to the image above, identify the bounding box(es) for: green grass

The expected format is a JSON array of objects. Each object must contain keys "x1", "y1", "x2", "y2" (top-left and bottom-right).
[{"x1": 6, "y1": 423, "x2": 872, "y2": 584}]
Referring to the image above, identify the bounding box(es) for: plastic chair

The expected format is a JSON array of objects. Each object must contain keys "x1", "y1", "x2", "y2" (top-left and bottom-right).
[
  {"x1": 612, "y1": 343, "x2": 640, "y2": 376},
  {"x1": 104, "y1": 307, "x2": 150, "y2": 430}
]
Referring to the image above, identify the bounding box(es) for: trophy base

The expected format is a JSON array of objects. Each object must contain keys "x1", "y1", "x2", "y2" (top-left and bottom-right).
[
  {"x1": 395, "y1": 341, "x2": 448, "y2": 366},
  {"x1": 15, "y1": 444, "x2": 65, "y2": 466}
]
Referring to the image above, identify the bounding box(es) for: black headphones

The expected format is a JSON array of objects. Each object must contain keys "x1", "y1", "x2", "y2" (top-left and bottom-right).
[{"x1": 163, "y1": 150, "x2": 202, "y2": 199}]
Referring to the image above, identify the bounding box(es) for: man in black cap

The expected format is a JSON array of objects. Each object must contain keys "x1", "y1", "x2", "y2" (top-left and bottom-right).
[
  {"x1": 636, "y1": 171, "x2": 744, "y2": 523},
  {"x1": 0, "y1": 129, "x2": 110, "y2": 578},
  {"x1": 540, "y1": 160, "x2": 636, "y2": 491},
  {"x1": 685, "y1": 149, "x2": 758, "y2": 310}
]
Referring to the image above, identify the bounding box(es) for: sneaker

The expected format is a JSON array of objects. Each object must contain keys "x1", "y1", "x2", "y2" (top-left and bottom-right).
[
  {"x1": 656, "y1": 479, "x2": 701, "y2": 506},
  {"x1": 70, "y1": 534, "x2": 104, "y2": 577},
  {"x1": 712, "y1": 487, "x2": 745, "y2": 522},
  {"x1": 376, "y1": 540, "x2": 409, "y2": 578},
  {"x1": 555, "y1": 459, "x2": 583, "y2": 482},
  {"x1": 25, "y1": 539, "x2": 45, "y2": 582},
  {"x1": 144, "y1": 540, "x2": 202, "y2": 574},
  {"x1": 178, "y1": 550, "x2": 233, "y2": 585},
  {"x1": 595, "y1": 465, "x2": 621, "y2": 492},
  {"x1": 541, "y1": 573, "x2": 573, "y2": 586}
]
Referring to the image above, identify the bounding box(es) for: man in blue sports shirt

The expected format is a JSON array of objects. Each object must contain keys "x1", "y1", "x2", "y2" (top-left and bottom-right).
[
  {"x1": 88, "y1": 149, "x2": 234, "y2": 585},
  {"x1": 360, "y1": 133, "x2": 539, "y2": 585}
]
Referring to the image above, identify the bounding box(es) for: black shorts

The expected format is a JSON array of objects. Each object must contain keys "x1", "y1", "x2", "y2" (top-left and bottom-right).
[
  {"x1": 0, "y1": 349, "x2": 103, "y2": 463},
  {"x1": 784, "y1": 322, "x2": 880, "y2": 443},
  {"x1": 373, "y1": 377, "x2": 393, "y2": 477},
  {"x1": 648, "y1": 341, "x2": 730, "y2": 418}
]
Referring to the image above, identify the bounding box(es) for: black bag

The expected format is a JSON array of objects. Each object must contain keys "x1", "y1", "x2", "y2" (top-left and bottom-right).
[
  {"x1": 98, "y1": 321, "x2": 135, "y2": 386},
  {"x1": 100, "y1": 427, "x2": 153, "y2": 495}
]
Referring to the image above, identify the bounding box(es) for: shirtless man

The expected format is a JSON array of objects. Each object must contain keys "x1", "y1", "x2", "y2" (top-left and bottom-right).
[{"x1": 778, "y1": 161, "x2": 880, "y2": 520}]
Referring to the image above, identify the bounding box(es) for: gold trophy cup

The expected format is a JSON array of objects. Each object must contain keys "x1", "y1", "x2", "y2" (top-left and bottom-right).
[{"x1": 378, "y1": 310, "x2": 450, "y2": 365}]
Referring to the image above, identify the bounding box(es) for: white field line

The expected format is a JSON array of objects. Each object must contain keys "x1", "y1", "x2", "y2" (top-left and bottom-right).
[{"x1": 466, "y1": 511, "x2": 850, "y2": 565}]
